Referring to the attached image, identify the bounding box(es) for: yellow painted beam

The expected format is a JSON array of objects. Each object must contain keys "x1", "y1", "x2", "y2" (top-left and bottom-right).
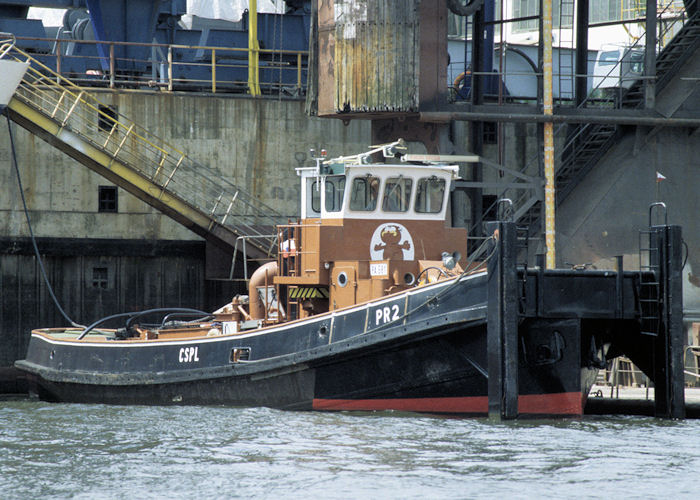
[
  {"x1": 248, "y1": 0, "x2": 261, "y2": 96},
  {"x1": 543, "y1": 0, "x2": 555, "y2": 270},
  {"x1": 7, "y1": 96, "x2": 223, "y2": 241}
]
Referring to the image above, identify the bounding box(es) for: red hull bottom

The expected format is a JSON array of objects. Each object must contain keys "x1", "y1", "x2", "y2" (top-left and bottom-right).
[{"x1": 312, "y1": 391, "x2": 584, "y2": 416}]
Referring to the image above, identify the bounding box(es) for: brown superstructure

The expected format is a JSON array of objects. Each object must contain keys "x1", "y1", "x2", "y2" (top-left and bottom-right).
[{"x1": 244, "y1": 140, "x2": 475, "y2": 320}]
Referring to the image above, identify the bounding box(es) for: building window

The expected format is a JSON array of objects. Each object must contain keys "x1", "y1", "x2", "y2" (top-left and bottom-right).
[
  {"x1": 98, "y1": 186, "x2": 118, "y2": 213},
  {"x1": 92, "y1": 267, "x2": 108, "y2": 289},
  {"x1": 483, "y1": 121, "x2": 498, "y2": 144},
  {"x1": 98, "y1": 105, "x2": 118, "y2": 132},
  {"x1": 482, "y1": 194, "x2": 499, "y2": 221},
  {"x1": 512, "y1": 0, "x2": 540, "y2": 33}
]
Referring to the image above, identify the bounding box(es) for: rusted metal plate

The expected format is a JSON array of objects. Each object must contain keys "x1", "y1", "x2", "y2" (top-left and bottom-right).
[{"x1": 317, "y1": 0, "x2": 423, "y2": 116}]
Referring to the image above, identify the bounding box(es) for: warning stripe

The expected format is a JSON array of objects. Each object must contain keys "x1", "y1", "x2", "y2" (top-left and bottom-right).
[{"x1": 290, "y1": 287, "x2": 329, "y2": 299}]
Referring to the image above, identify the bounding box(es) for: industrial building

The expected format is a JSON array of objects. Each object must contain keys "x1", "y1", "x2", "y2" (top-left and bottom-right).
[{"x1": 1, "y1": 0, "x2": 699, "y2": 387}]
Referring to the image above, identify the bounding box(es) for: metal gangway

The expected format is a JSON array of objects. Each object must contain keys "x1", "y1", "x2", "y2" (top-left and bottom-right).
[{"x1": 0, "y1": 35, "x2": 282, "y2": 261}]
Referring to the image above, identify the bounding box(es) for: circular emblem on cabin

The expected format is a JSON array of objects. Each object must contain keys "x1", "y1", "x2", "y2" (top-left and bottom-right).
[{"x1": 370, "y1": 223, "x2": 414, "y2": 261}]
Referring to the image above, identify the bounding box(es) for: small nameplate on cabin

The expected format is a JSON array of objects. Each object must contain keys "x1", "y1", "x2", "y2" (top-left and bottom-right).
[{"x1": 370, "y1": 262, "x2": 388, "y2": 277}]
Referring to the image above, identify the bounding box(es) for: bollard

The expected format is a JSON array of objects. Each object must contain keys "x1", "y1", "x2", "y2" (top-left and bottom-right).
[
  {"x1": 652, "y1": 225, "x2": 685, "y2": 419},
  {"x1": 486, "y1": 220, "x2": 519, "y2": 419}
]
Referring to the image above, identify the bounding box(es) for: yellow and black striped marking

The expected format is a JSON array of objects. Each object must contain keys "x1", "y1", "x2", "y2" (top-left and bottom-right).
[{"x1": 289, "y1": 287, "x2": 330, "y2": 300}]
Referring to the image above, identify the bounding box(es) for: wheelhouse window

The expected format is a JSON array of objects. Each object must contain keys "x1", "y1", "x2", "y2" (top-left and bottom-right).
[
  {"x1": 415, "y1": 176, "x2": 445, "y2": 214},
  {"x1": 324, "y1": 175, "x2": 346, "y2": 212},
  {"x1": 349, "y1": 175, "x2": 380, "y2": 211},
  {"x1": 307, "y1": 178, "x2": 321, "y2": 216},
  {"x1": 382, "y1": 177, "x2": 413, "y2": 212}
]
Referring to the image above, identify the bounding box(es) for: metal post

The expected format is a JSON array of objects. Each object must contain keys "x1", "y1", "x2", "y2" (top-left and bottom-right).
[
  {"x1": 109, "y1": 43, "x2": 115, "y2": 89},
  {"x1": 470, "y1": 7, "x2": 484, "y2": 240},
  {"x1": 644, "y1": 0, "x2": 657, "y2": 109},
  {"x1": 151, "y1": 45, "x2": 157, "y2": 83},
  {"x1": 56, "y1": 40, "x2": 61, "y2": 83},
  {"x1": 575, "y1": 0, "x2": 589, "y2": 106},
  {"x1": 297, "y1": 52, "x2": 302, "y2": 90},
  {"x1": 615, "y1": 255, "x2": 624, "y2": 319},
  {"x1": 653, "y1": 225, "x2": 685, "y2": 418},
  {"x1": 167, "y1": 45, "x2": 173, "y2": 92},
  {"x1": 486, "y1": 220, "x2": 519, "y2": 420},
  {"x1": 248, "y1": 0, "x2": 261, "y2": 96},
  {"x1": 211, "y1": 48, "x2": 216, "y2": 94},
  {"x1": 542, "y1": 0, "x2": 555, "y2": 269}
]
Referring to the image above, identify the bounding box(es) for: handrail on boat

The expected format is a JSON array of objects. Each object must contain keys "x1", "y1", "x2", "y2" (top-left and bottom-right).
[
  {"x1": 497, "y1": 198, "x2": 513, "y2": 222},
  {"x1": 230, "y1": 234, "x2": 278, "y2": 281}
]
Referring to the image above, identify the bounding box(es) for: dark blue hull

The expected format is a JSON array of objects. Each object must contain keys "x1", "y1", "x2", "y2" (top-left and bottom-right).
[{"x1": 16, "y1": 270, "x2": 614, "y2": 415}]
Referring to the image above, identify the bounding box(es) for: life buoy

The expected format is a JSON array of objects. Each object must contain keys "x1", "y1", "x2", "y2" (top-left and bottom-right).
[{"x1": 453, "y1": 70, "x2": 471, "y2": 91}]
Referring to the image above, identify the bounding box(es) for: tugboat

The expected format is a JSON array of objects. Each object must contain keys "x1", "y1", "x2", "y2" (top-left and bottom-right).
[{"x1": 16, "y1": 140, "x2": 642, "y2": 416}]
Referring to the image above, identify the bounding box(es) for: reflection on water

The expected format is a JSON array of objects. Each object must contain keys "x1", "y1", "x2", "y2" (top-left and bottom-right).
[{"x1": 1, "y1": 400, "x2": 699, "y2": 499}]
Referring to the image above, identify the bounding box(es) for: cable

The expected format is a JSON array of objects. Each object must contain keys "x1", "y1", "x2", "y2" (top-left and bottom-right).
[{"x1": 6, "y1": 114, "x2": 84, "y2": 328}]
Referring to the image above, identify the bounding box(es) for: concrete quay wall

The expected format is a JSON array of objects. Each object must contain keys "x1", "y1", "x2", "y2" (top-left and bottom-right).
[
  {"x1": 1, "y1": 92, "x2": 370, "y2": 241},
  {"x1": 0, "y1": 92, "x2": 369, "y2": 367}
]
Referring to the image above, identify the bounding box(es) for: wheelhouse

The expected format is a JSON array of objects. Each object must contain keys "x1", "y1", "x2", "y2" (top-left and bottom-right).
[
  {"x1": 266, "y1": 140, "x2": 473, "y2": 321},
  {"x1": 299, "y1": 163, "x2": 455, "y2": 221}
]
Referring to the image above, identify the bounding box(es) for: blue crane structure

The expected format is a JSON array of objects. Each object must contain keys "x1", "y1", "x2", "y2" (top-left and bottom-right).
[{"x1": 0, "y1": 0, "x2": 311, "y2": 91}]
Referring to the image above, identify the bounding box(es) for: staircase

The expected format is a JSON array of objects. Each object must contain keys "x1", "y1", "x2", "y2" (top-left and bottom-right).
[
  {"x1": 555, "y1": 6, "x2": 700, "y2": 206},
  {"x1": 501, "y1": 5, "x2": 700, "y2": 233},
  {"x1": 1, "y1": 43, "x2": 283, "y2": 260}
]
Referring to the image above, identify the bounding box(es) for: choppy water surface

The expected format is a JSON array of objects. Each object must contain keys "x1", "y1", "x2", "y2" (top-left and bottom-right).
[{"x1": 1, "y1": 401, "x2": 699, "y2": 499}]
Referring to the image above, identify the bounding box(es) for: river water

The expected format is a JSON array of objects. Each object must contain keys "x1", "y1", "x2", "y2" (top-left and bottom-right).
[{"x1": 1, "y1": 400, "x2": 699, "y2": 499}]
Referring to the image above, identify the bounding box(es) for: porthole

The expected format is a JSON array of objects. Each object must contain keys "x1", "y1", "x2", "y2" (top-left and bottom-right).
[{"x1": 337, "y1": 271, "x2": 348, "y2": 287}]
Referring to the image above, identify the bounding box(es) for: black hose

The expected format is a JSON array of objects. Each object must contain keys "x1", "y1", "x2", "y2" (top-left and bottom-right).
[
  {"x1": 125, "y1": 308, "x2": 211, "y2": 331},
  {"x1": 77, "y1": 308, "x2": 211, "y2": 340},
  {"x1": 415, "y1": 266, "x2": 449, "y2": 284},
  {"x1": 6, "y1": 114, "x2": 83, "y2": 328}
]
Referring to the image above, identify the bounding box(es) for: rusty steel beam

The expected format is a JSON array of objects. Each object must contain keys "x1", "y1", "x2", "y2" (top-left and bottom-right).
[{"x1": 419, "y1": 111, "x2": 700, "y2": 127}]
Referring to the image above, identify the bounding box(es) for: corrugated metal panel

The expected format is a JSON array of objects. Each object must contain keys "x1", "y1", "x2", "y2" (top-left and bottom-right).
[
  {"x1": 332, "y1": 0, "x2": 420, "y2": 114},
  {"x1": 0, "y1": 241, "x2": 208, "y2": 366}
]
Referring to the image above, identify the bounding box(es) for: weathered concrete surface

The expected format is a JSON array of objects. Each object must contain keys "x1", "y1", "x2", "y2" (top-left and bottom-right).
[
  {"x1": 0, "y1": 92, "x2": 370, "y2": 241},
  {"x1": 557, "y1": 46, "x2": 700, "y2": 324}
]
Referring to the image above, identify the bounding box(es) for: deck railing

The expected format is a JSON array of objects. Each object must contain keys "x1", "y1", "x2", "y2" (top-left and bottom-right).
[
  {"x1": 2, "y1": 42, "x2": 284, "y2": 257},
  {"x1": 14, "y1": 35, "x2": 308, "y2": 96}
]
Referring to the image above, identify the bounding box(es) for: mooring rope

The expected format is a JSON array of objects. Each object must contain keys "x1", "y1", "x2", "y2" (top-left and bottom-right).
[{"x1": 6, "y1": 114, "x2": 84, "y2": 328}]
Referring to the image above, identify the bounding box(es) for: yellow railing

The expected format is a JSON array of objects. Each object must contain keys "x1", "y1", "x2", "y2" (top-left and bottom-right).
[
  {"x1": 14, "y1": 35, "x2": 308, "y2": 96},
  {"x1": 1, "y1": 43, "x2": 283, "y2": 256}
]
